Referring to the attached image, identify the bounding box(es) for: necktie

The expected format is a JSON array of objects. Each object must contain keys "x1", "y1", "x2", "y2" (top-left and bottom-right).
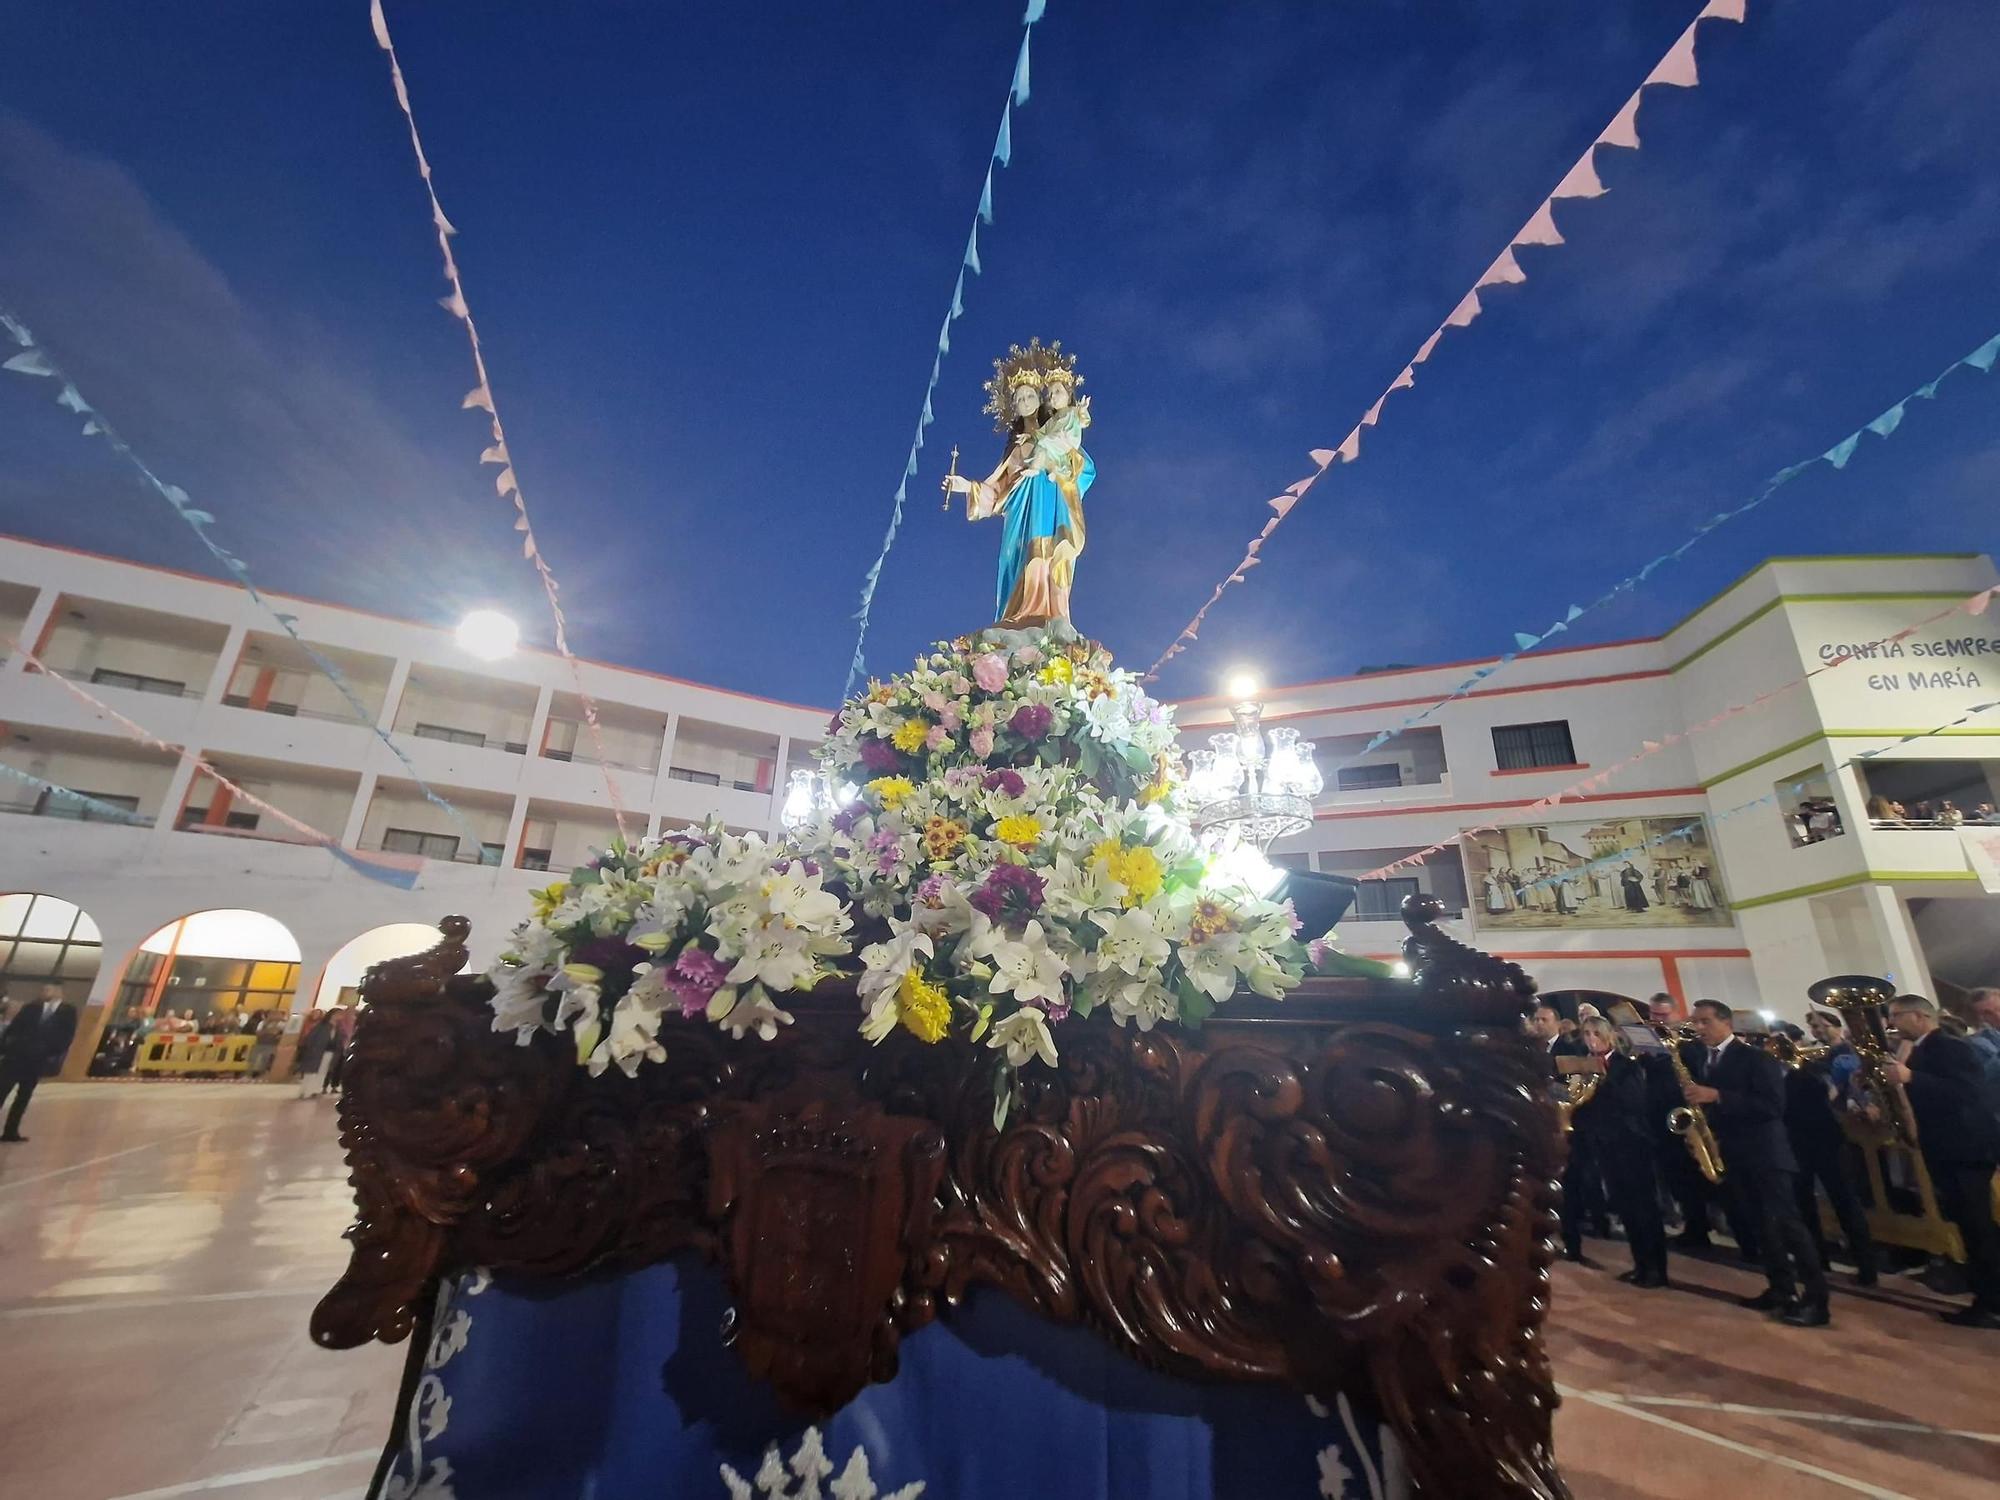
[{"x1": 1707, "y1": 1046, "x2": 1722, "y2": 1073}]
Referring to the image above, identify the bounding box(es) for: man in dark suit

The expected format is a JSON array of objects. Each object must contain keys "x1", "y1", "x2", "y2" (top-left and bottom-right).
[
  {"x1": 1886, "y1": 995, "x2": 2000, "y2": 1328},
  {"x1": 0, "y1": 982, "x2": 80, "y2": 1142},
  {"x1": 1680, "y1": 999, "x2": 1829, "y2": 1326}
]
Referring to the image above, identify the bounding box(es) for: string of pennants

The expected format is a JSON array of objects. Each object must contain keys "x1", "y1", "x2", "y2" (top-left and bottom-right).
[
  {"x1": 369, "y1": 0, "x2": 631, "y2": 840},
  {"x1": 1144, "y1": 0, "x2": 1748, "y2": 681},
  {"x1": 1427, "y1": 690, "x2": 2000, "y2": 913},
  {"x1": 843, "y1": 0, "x2": 1049, "y2": 700},
  {"x1": 1362, "y1": 581, "x2": 2000, "y2": 882},
  {"x1": 9, "y1": 640, "x2": 425, "y2": 888},
  {"x1": 1332, "y1": 322, "x2": 2000, "y2": 772},
  {"x1": 0, "y1": 304, "x2": 487, "y2": 855}
]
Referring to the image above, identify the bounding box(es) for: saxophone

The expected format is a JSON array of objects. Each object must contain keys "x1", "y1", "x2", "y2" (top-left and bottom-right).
[
  {"x1": 1655, "y1": 1024, "x2": 1726, "y2": 1184},
  {"x1": 1558, "y1": 1071, "x2": 1604, "y2": 1132},
  {"x1": 1808, "y1": 975, "x2": 1920, "y2": 1149}
]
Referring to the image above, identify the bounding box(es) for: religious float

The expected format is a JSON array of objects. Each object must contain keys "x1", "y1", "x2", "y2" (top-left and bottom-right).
[{"x1": 315, "y1": 344, "x2": 1569, "y2": 1500}]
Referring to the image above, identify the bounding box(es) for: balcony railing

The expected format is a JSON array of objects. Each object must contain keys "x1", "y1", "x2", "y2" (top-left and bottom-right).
[
  {"x1": 0, "y1": 798, "x2": 156, "y2": 827},
  {"x1": 220, "y1": 694, "x2": 368, "y2": 726},
  {"x1": 40, "y1": 663, "x2": 204, "y2": 699}
]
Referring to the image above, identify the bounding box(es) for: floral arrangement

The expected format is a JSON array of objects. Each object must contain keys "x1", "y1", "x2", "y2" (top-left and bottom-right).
[{"x1": 487, "y1": 630, "x2": 1314, "y2": 1112}]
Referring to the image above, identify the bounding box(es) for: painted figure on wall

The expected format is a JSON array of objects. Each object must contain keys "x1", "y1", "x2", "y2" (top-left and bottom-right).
[
  {"x1": 1463, "y1": 817, "x2": 1731, "y2": 931},
  {"x1": 943, "y1": 339, "x2": 1094, "y2": 630}
]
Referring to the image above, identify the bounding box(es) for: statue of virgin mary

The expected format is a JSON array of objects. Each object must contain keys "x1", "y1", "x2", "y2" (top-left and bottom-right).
[{"x1": 943, "y1": 339, "x2": 1094, "y2": 630}]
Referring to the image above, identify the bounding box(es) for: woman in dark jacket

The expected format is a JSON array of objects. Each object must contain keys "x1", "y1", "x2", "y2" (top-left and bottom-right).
[{"x1": 1568, "y1": 1017, "x2": 1670, "y2": 1286}]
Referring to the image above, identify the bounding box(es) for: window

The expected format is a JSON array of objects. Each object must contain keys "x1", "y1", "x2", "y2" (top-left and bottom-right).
[
  {"x1": 0, "y1": 894, "x2": 103, "y2": 1005},
  {"x1": 1351, "y1": 877, "x2": 1420, "y2": 920},
  {"x1": 35, "y1": 789, "x2": 141, "y2": 823},
  {"x1": 1491, "y1": 720, "x2": 1577, "y2": 771},
  {"x1": 519, "y1": 847, "x2": 553, "y2": 872},
  {"x1": 381, "y1": 827, "x2": 460, "y2": 861},
  {"x1": 413, "y1": 723, "x2": 487, "y2": 749},
  {"x1": 177, "y1": 806, "x2": 262, "y2": 832},
  {"x1": 91, "y1": 668, "x2": 186, "y2": 697},
  {"x1": 668, "y1": 766, "x2": 722, "y2": 786},
  {"x1": 1337, "y1": 763, "x2": 1403, "y2": 792},
  {"x1": 480, "y1": 842, "x2": 504, "y2": 867},
  {"x1": 116, "y1": 953, "x2": 298, "y2": 1026},
  {"x1": 222, "y1": 693, "x2": 298, "y2": 717}
]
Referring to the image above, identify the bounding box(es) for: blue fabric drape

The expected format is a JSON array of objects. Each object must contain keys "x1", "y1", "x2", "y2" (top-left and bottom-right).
[{"x1": 381, "y1": 1259, "x2": 1402, "y2": 1499}]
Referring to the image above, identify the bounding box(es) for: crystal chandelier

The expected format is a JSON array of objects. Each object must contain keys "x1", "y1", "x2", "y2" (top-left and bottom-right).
[
  {"x1": 781, "y1": 768, "x2": 858, "y2": 833},
  {"x1": 1184, "y1": 677, "x2": 1322, "y2": 852}
]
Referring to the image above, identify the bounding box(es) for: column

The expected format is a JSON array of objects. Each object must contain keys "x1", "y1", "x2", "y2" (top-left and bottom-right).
[
  {"x1": 376, "y1": 658, "x2": 413, "y2": 733},
  {"x1": 1, "y1": 585, "x2": 57, "y2": 677},
  {"x1": 500, "y1": 792, "x2": 531, "y2": 873},
  {"x1": 523, "y1": 685, "x2": 554, "y2": 769},
  {"x1": 201, "y1": 622, "x2": 249, "y2": 703},
  {"x1": 341, "y1": 770, "x2": 379, "y2": 848},
  {"x1": 651, "y1": 714, "x2": 681, "y2": 805},
  {"x1": 149, "y1": 748, "x2": 203, "y2": 841},
  {"x1": 768, "y1": 733, "x2": 791, "y2": 832},
  {"x1": 1858, "y1": 881, "x2": 1936, "y2": 997}
]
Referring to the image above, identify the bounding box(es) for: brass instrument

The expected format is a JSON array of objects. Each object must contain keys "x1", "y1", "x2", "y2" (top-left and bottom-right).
[
  {"x1": 1557, "y1": 1070, "x2": 1604, "y2": 1132},
  {"x1": 1808, "y1": 975, "x2": 1919, "y2": 1149},
  {"x1": 1654, "y1": 1024, "x2": 1725, "y2": 1184},
  {"x1": 1767, "y1": 1033, "x2": 1830, "y2": 1069}
]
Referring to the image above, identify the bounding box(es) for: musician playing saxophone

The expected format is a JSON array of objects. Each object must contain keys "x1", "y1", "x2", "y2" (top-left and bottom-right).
[
  {"x1": 1681, "y1": 1000, "x2": 1831, "y2": 1327},
  {"x1": 1884, "y1": 995, "x2": 2000, "y2": 1329}
]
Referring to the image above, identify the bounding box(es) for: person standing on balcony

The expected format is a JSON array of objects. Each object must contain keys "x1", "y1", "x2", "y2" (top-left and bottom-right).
[{"x1": 0, "y1": 983, "x2": 79, "y2": 1143}]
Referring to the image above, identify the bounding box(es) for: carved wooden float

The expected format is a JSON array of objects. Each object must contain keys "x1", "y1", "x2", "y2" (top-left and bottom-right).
[{"x1": 314, "y1": 894, "x2": 1569, "y2": 1499}]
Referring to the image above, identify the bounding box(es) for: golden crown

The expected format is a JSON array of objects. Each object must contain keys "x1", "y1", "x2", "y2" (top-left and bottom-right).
[{"x1": 984, "y1": 338, "x2": 1083, "y2": 429}]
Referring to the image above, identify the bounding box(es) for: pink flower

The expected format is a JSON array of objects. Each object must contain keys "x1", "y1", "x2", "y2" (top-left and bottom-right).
[
  {"x1": 939, "y1": 703, "x2": 962, "y2": 732},
  {"x1": 972, "y1": 653, "x2": 1009, "y2": 693},
  {"x1": 925, "y1": 724, "x2": 950, "y2": 752},
  {"x1": 1013, "y1": 645, "x2": 1044, "y2": 667},
  {"x1": 1009, "y1": 703, "x2": 1053, "y2": 741},
  {"x1": 921, "y1": 690, "x2": 949, "y2": 714},
  {"x1": 945, "y1": 674, "x2": 972, "y2": 697},
  {"x1": 969, "y1": 726, "x2": 995, "y2": 758}
]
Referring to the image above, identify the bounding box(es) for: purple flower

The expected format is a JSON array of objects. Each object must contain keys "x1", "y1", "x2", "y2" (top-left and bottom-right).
[
  {"x1": 982, "y1": 769, "x2": 1027, "y2": 798},
  {"x1": 826, "y1": 710, "x2": 845, "y2": 735},
  {"x1": 1282, "y1": 899, "x2": 1303, "y2": 936},
  {"x1": 1009, "y1": 704, "x2": 1052, "y2": 742},
  {"x1": 860, "y1": 738, "x2": 902, "y2": 773},
  {"x1": 831, "y1": 802, "x2": 867, "y2": 835},
  {"x1": 915, "y1": 873, "x2": 950, "y2": 907},
  {"x1": 665, "y1": 946, "x2": 731, "y2": 1018},
  {"x1": 970, "y1": 863, "x2": 1047, "y2": 926},
  {"x1": 771, "y1": 857, "x2": 821, "y2": 877},
  {"x1": 868, "y1": 828, "x2": 906, "y2": 876},
  {"x1": 1307, "y1": 938, "x2": 1332, "y2": 969}
]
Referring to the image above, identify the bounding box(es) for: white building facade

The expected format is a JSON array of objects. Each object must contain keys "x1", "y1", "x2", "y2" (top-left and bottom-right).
[
  {"x1": 2, "y1": 536, "x2": 1996, "y2": 1077},
  {"x1": 1179, "y1": 552, "x2": 2000, "y2": 1017}
]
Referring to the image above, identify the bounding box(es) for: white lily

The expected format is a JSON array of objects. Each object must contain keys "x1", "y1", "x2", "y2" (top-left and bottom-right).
[{"x1": 987, "y1": 1006, "x2": 1059, "y2": 1069}]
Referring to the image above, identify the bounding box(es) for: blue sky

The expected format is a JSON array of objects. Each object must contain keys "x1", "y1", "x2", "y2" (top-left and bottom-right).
[{"x1": 2, "y1": 1, "x2": 1996, "y2": 710}]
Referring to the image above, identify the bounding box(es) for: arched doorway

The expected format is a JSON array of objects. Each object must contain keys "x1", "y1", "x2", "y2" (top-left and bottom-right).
[
  {"x1": 114, "y1": 909, "x2": 302, "y2": 1032},
  {"x1": 0, "y1": 892, "x2": 104, "y2": 1014},
  {"x1": 313, "y1": 922, "x2": 465, "y2": 1010}
]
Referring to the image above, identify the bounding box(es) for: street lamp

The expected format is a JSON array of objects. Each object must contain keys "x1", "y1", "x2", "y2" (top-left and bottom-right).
[{"x1": 456, "y1": 609, "x2": 519, "y2": 661}]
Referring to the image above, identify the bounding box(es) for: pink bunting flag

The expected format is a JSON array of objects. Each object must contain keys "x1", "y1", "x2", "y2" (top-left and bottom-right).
[
  {"x1": 1245, "y1": 539, "x2": 1263, "y2": 557},
  {"x1": 522, "y1": 535, "x2": 537, "y2": 558},
  {"x1": 480, "y1": 442, "x2": 509, "y2": 465},
  {"x1": 1259, "y1": 518, "x2": 1281, "y2": 538},
  {"x1": 1308, "y1": 447, "x2": 1337, "y2": 467},
  {"x1": 462, "y1": 385, "x2": 494, "y2": 413},
  {"x1": 1551, "y1": 152, "x2": 1606, "y2": 200},
  {"x1": 1389, "y1": 366, "x2": 1415, "y2": 393},
  {"x1": 1515, "y1": 200, "x2": 1565, "y2": 247},
  {"x1": 514, "y1": 515, "x2": 529, "y2": 532},
  {"x1": 438, "y1": 292, "x2": 469, "y2": 320},
  {"x1": 494, "y1": 468, "x2": 516, "y2": 495},
  {"x1": 370, "y1": 0, "x2": 391, "y2": 49},
  {"x1": 1477, "y1": 247, "x2": 1526, "y2": 288},
  {"x1": 1360, "y1": 395, "x2": 1386, "y2": 429},
  {"x1": 1413, "y1": 328, "x2": 1443, "y2": 364},
  {"x1": 1444, "y1": 290, "x2": 1482, "y2": 328},
  {"x1": 1286, "y1": 474, "x2": 1316, "y2": 497},
  {"x1": 1969, "y1": 588, "x2": 1996, "y2": 616},
  {"x1": 1642, "y1": 739, "x2": 1661, "y2": 754},
  {"x1": 1699, "y1": 0, "x2": 1746, "y2": 19},
  {"x1": 1337, "y1": 427, "x2": 1362, "y2": 462},
  {"x1": 1646, "y1": 25, "x2": 1701, "y2": 88},
  {"x1": 1269, "y1": 494, "x2": 1299, "y2": 518},
  {"x1": 1599, "y1": 92, "x2": 1643, "y2": 150}
]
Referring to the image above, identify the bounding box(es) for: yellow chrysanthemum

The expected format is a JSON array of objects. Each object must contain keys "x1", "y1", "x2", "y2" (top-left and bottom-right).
[
  {"x1": 529, "y1": 880, "x2": 569, "y2": 918},
  {"x1": 897, "y1": 969, "x2": 952, "y2": 1044},
  {"x1": 1116, "y1": 845, "x2": 1164, "y2": 905},
  {"x1": 1038, "y1": 656, "x2": 1075, "y2": 686},
  {"x1": 994, "y1": 814, "x2": 1042, "y2": 850},
  {"x1": 867, "y1": 775, "x2": 916, "y2": 810},
  {"x1": 892, "y1": 718, "x2": 931, "y2": 753},
  {"x1": 923, "y1": 816, "x2": 968, "y2": 861}
]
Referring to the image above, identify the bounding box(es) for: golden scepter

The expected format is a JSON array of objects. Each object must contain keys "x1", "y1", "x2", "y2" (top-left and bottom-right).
[{"x1": 940, "y1": 445, "x2": 960, "y2": 511}]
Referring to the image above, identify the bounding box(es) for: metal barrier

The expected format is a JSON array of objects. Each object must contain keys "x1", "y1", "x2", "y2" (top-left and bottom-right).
[{"x1": 131, "y1": 1032, "x2": 257, "y2": 1077}]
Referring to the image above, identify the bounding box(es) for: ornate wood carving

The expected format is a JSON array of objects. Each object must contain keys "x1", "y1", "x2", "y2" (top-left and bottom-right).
[{"x1": 317, "y1": 899, "x2": 1566, "y2": 1499}]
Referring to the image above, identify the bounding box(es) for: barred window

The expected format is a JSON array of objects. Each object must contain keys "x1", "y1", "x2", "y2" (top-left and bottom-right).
[{"x1": 1491, "y1": 720, "x2": 1576, "y2": 771}]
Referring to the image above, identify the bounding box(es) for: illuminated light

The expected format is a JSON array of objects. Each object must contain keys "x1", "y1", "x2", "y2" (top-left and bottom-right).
[
  {"x1": 1225, "y1": 670, "x2": 1260, "y2": 702},
  {"x1": 1392, "y1": 960, "x2": 1411, "y2": 978},
  {"x1": 140, "y1": 909, "x2": 301, "y2": 962},
  {"x1": 1759, "y1": 1009, "x2": 1778, "y2": 1023},
  {"x1": 456, "y1": 608, "x2": 520, "y2": 661},
  {"x1": 1202, "y1": 842, "x2": 1285, "y2": 899}
]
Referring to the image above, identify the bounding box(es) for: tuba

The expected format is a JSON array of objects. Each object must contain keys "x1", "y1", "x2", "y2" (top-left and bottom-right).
[
  {"x1": 1808, "y1": 975, "x2": 1920, "y2": 1149},
  {"x1": 1653, "y1": 1023, "x2": 1725, "y2": 1184}
]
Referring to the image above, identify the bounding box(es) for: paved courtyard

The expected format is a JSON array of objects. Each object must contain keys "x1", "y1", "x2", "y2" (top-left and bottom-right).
[{"x1": 0, "y1": 1084, "x2": 1993, "y2": 1499}]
